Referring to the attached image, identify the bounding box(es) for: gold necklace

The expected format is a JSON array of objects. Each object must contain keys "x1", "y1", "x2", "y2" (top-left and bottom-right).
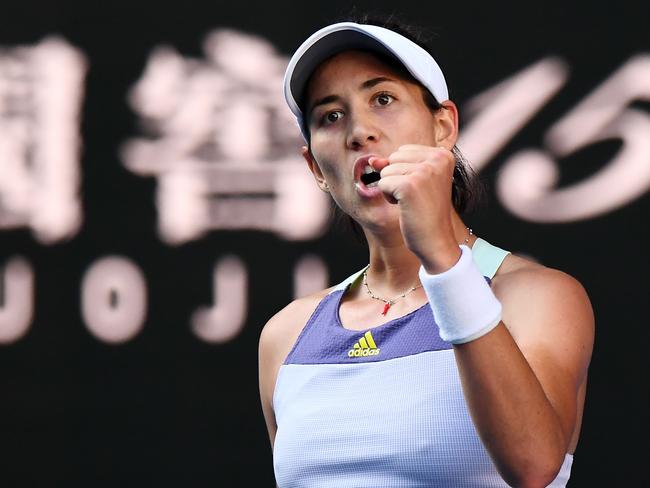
[{"x1": 363, "y1": 227, "x2": 473, "y2": 315}]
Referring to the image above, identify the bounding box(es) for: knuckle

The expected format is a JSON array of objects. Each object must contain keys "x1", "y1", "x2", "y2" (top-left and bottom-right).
[
  {"x1": 433, "y1": 163, "x2": 446, "y2": 175},
  {"x1": 401, "y1": 179, "x2": 416, "y2": 193},
  {"x1": 419, "y1": 162, "x2": 438, "y2": 177}
]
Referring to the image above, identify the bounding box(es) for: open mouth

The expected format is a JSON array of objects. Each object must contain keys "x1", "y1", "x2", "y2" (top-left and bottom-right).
[{"x1": 359, "y1": 166, "x2": 381, "y2": 187}]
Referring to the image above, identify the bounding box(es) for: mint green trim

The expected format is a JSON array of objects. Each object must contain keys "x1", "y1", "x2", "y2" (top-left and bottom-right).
[
  {"x1": 331, "y1": 265, "x2": 369, "y2": 293},
  {"x1": 331, "y1": 237, "x2": 509, "y2": 292},
  {"x1": 471, "y1": 238, "x2": 511, "y2": 279}
]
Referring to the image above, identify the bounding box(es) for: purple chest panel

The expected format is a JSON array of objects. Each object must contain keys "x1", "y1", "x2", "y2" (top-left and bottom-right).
[
  {"x1": 283, "y1": 290, "x2": 442, "y2": 365},
  {"x1": 285, "y1": 276, "x2": 492, "y2": 365}
]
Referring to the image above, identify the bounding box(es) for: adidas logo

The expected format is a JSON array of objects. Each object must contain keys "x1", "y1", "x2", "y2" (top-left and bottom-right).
[{"x1": 348, "y1": 331, "x2": 380, "y2": 357}]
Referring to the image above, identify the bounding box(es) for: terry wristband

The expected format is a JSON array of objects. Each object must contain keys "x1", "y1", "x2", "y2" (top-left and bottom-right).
[{"x1": 418, "y1": 245, "x2": 502, "y2": 344}]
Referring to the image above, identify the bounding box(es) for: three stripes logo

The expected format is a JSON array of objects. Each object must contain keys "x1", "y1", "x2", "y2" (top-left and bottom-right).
[{"x1": 347, "y1": 331, "x2": 380, "y2": 358}]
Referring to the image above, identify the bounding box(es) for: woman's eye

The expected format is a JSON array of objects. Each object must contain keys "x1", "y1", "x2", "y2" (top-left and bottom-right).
[
  {"x1": 376, "y1": 93, "x2": 394, "y2": 106},
  {"x1": 324, "y1": 111, "x2": 343, "y2": 124}
]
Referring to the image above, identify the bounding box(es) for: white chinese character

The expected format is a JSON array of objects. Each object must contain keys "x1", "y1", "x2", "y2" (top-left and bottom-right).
[
  {"x1": 122, "y1": 29, "x2": 330, "y2": 245},
  {"x1": 0, "y1": 38, "x2": 86, "y2": 243}
]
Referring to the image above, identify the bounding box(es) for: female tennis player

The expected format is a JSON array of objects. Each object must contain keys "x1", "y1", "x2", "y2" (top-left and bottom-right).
[{"x1": 259, "y1": 18, "x2": 594, "y2": 488}]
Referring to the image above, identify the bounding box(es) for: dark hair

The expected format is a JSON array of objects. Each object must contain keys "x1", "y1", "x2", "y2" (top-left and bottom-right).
[{"x1": 307, "y1": 13, "x2": 486, "y2": 243}]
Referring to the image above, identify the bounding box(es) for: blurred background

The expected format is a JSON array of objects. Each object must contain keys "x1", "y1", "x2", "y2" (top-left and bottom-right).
[{"x1": 0, "y1": 0, "x2": 648, "y2": 486}]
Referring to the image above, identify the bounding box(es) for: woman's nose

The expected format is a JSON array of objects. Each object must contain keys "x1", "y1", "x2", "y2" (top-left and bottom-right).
[{"x1": 346, "y1": 111, "x2": 379, "y2": 150}]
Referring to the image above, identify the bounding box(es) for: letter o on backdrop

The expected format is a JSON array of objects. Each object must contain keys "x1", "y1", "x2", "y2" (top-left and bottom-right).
[{"x1": 81, "y1": 256, "x2": 147, "y2": 344}]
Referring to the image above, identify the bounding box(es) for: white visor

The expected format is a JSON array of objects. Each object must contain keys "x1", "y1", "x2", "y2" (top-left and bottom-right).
[{"x1": 283, "y1": 21, "x2": 449, "y2": 141}]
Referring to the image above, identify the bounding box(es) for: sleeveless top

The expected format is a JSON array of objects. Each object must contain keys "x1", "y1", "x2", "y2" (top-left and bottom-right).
[{"x1": 273, "y1": 238, "x2": 574, "y2": 487}]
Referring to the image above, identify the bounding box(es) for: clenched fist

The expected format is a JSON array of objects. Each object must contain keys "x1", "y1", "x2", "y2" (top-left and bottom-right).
[{"x1": 370, "y1": 145, "x2": 462, "y2": 273}]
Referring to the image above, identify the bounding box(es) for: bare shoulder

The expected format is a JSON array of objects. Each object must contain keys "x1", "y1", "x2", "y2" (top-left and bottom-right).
[
  {"x1": 259, "y1": 286, "x2": 333, "y2": 366},
  {"x1": 491, "y1": 252, "x2": 593, "y2": 308},
  {"x1": 491, "y1": 252, "x2": 595, "y2": 368}
]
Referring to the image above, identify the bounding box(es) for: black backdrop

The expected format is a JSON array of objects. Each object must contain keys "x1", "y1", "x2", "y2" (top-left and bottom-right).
[{"x1": 0, "y1": 0, "x2": 648, "y2": 486}]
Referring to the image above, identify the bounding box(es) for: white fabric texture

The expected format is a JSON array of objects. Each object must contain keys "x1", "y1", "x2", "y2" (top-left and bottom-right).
[{"x1": 274, "y1": 351, "x2": 574, "y2": 487}]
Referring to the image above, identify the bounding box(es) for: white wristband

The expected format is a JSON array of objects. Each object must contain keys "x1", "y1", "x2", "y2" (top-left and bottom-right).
[{"x1": 418, "y1": 245, "x2": 502, "y2": 344}]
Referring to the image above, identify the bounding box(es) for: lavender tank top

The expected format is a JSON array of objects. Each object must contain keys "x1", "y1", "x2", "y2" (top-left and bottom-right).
[{"x1": 273, "y1": 238, "x2": 574, "y2": 487}]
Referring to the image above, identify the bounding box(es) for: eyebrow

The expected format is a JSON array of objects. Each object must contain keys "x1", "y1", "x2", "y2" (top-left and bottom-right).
[{"x1": 308, "y1": 76, "x2": 396, "y2": 117}]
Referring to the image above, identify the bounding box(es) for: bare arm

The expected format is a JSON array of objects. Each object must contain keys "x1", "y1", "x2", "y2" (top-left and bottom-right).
[
  {"x1": 374, "y1": 143, "x2": 594, "y2": 486},
  {"x1": 259, "y1": 322, "x2": 279, "y2": 448},
  {"x1": 259, "y1": 293, "x2": 329, "y2": 488},
  {"x1": 454, "y1": 266, "x2": 594, "y2": 488},
  {"x1": 258, "y1": 292, "x2": 330, "y2": 448}
]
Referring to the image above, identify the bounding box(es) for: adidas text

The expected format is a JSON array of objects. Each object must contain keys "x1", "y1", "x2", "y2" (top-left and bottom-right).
[{"x1": 348, "y1": 348, "x2": 380, "y2": 357}]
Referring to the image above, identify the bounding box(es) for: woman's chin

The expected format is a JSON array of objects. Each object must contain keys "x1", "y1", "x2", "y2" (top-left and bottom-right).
[{"x1": 356, "y1": 207, "x2": 401, "y2": 234}]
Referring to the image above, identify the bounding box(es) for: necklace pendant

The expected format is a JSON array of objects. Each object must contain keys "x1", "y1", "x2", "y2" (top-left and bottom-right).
[{"x1": 381, "y1": 302, "x2": 391, "y2": 315}]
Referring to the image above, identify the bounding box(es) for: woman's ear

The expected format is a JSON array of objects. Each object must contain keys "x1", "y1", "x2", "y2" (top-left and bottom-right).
[
  {"x1": 434, "y1": 100, "x2": 459, "y2": 149},
  {"x1": 301, "y1": 146, "x2": 330, "y2": 192}
]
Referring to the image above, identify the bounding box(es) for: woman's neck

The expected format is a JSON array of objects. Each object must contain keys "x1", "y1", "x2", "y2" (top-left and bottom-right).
[{"x1": 361, "y1": 212, "x2": 475, "y2": 296}]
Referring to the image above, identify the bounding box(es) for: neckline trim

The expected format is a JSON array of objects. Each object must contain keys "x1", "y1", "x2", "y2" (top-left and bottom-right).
[
  {"x1": 333, "y1": 287, "x2": 430, "y2": 333},
  {"x1": 330, "y1": 237, "x2": 508, "y2": 331}
]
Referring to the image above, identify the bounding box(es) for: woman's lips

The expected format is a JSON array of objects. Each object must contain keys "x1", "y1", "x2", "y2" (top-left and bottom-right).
[
  {"x1": 355, "y1": 179, "x2": 384, "y2": 198},
  {"x1": 353, "y1": 155, "x2": 383, "y2": 198}
]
